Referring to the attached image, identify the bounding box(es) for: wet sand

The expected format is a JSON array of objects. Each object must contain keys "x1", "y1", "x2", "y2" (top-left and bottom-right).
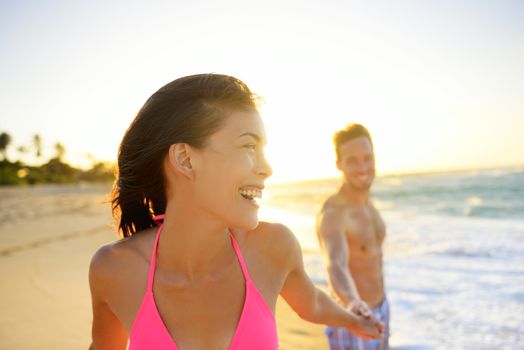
[{"x1": 0, "y1": 184, "x2": 327, "y2": 349}]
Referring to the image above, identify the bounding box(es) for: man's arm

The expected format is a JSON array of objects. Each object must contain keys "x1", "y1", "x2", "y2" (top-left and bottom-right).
[
  {"x1": 318, "y1": 209, "x2": 371, "y2": 317},
  {"x1": 275, "y1": 224, "x2": 383, "y2": 339}
]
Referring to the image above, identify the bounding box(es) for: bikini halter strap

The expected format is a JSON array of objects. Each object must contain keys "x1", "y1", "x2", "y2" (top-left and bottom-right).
[{"x1": 146, "y1": 214, "x2": 251, "y2": 292}]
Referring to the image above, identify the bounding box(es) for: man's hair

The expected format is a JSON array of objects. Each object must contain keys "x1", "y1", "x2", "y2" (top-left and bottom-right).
[{"x1": 333, "y1": 123, "x2": 373, "y2": 160}]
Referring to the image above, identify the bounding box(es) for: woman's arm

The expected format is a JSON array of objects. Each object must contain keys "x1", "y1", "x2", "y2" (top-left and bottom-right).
[
  {"x1": 277, "y1": 225, "x2": 383, "y2": 340},
  {"x1": 88, "y1": 246, "x2": 128, "y2": 350}
]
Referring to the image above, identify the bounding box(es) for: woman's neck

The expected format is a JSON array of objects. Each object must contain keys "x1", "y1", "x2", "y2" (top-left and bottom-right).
[{"x1": 155, "y1": 201, "x2": 234, "y2": 282}]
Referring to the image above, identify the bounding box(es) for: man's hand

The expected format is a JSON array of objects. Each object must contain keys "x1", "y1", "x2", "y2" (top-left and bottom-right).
[
  {"x1": 347, "y1": 299, "x2": 385, "y2": 338},
  {"x1": 346, "y1": 311, "x2": 384, "y2": 340},
  {"x1": 348, "y1": 299, "x2": 373, "y2": 319}
]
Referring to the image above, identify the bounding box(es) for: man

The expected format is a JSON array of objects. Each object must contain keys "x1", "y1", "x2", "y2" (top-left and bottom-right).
[{"x1": 317, "y1": 123, "x2": 389, "y2": 350}]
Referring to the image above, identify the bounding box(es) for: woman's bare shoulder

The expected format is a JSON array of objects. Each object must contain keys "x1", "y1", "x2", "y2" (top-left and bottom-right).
[
  {"x1": 244, "y1": 221, "x2": 301, "y2": 264},
  {"x1": 89, "y1": 228, "x2": 156, "y2": 283}
]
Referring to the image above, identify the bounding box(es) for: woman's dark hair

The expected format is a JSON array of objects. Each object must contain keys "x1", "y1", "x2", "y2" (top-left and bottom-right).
[{"x1": 111, "y1": 74, "x2": 258, "y2": 237}]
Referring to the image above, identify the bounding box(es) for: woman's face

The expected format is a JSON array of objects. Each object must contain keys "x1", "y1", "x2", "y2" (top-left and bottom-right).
[{"x1": 191, "y1": 108, "x2": 272, "y2": 230}]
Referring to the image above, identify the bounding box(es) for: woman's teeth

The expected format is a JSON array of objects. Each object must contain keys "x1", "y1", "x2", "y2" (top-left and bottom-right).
[{"x1": 239, "y1": 188, "x2": 262, "y2": 200}]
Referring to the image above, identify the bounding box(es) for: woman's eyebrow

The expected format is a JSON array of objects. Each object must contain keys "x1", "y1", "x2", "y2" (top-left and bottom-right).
[{"x1": 238, "y1": 132, "x2": 262, "y2": 142}]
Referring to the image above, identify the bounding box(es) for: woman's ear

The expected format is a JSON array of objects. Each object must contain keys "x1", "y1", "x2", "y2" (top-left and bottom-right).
[{"x1": 167, "y1": 143, "x2": 194, "y2": 179}]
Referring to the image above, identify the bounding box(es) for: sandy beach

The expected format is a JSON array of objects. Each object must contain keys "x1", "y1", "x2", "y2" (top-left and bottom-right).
[{"x1": 0, "y1": 183, "x2": 327, "y2": 349}]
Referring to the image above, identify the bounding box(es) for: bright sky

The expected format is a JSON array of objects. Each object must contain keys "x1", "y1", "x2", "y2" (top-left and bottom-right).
[{"x1": 1, "y1": 0, "x2": 523, "y2": 183}]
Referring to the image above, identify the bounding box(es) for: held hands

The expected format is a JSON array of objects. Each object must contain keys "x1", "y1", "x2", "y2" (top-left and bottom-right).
[
  {"x1": 346, "y1": 299, "x2": 384, "y2": 340},
  {"x1": 349, "y1": 299, "x2": 373, "y2": 318}
]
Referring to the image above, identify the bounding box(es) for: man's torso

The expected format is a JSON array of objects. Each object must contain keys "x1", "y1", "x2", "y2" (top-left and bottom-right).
[{"x1": 319, "y1": 194, "x2": 386, "y2": 307}]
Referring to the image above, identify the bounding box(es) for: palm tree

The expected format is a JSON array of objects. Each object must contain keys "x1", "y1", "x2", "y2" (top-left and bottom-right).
[
  {"x1": 17, "y1": 145, "x2": 28, "y2": 162},
  {"x1": 33, "y1": 134, "x2": 42, "y2": 159},
  {"x1": 0, "y1": 132, "x2": 12, "y2": 161},
  {"x1": 55, "y1": 142, "x2": 65, "y2": 161}
]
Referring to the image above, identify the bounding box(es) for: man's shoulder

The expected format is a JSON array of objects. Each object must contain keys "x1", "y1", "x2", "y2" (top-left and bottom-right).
[
  {"x1": 369, "y1": 202, "x2": 387, "y2": 230},
  {"x1": 317, "y1": 199, "x2": 350, "y2": 239},
  {"x1": 369, "y1": 202, "x2": 384, "y2": 218},
  {"x1": 319, "y1": 194, "x2": 350, "y2": 221}
]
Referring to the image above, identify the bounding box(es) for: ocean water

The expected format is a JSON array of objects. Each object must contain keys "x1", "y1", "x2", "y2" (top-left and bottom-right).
[{"x1": 259, "y1": 167, "x2": 524, "y2": 350}]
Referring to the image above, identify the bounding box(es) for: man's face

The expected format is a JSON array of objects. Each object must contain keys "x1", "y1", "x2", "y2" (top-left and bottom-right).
[{"x1": 336, "y1": 136, "x2": 375, "y2": 192}]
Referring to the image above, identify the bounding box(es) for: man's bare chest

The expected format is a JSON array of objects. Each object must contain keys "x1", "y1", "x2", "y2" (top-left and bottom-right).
[{"x1": 345, "y1": 208, "x2": 386, "y2": 251}]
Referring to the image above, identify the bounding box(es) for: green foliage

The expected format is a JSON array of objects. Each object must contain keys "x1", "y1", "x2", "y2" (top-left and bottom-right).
[
  {"x1": 0, "y1": 158, "x2": 115, "y2": 186},
  {"x1": 0, "y1": 160, "x2": 23, "y2": 185},
  {"x1": 0, "y1": 132, "x2": 12, "y2": 161},
  {"x1": 78, "y1": 161, "x2": 115, "y2": 182},
  {"x1": 0, "y1": 130, "x2": 115, "y2": 186}
]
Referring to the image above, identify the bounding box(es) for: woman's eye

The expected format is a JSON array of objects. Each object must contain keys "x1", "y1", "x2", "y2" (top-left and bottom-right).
[{"x1": 244, "y1": 144, "x2": 256, "y2": 150}]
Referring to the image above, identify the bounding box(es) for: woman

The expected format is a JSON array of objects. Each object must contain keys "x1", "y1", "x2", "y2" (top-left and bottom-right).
[{"x1": 89, "y1": 74, "x2": 383, "y2": 349}]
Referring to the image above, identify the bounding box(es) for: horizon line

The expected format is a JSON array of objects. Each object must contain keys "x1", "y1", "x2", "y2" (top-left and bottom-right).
[{"x1": 267, "y1": 163, "x2": 524, "y2": 186}]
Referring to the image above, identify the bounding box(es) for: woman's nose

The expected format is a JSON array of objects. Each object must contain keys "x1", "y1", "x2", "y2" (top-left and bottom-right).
[{"x1": 258, "y1": 154, "x2": 273, "y2": 179}]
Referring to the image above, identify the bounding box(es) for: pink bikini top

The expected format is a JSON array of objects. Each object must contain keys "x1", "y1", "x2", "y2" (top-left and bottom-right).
[{"x1": 129, "y1": 215, "x2": 278, "y2": 349}]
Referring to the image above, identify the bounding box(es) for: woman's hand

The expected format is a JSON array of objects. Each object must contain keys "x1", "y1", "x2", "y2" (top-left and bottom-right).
[
  {"x1": 346, "y1": 309, "x2": 384, "y2": 340},
  {"x1": 348, "y1": 298, "x2": 372, "y2": 318}
]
